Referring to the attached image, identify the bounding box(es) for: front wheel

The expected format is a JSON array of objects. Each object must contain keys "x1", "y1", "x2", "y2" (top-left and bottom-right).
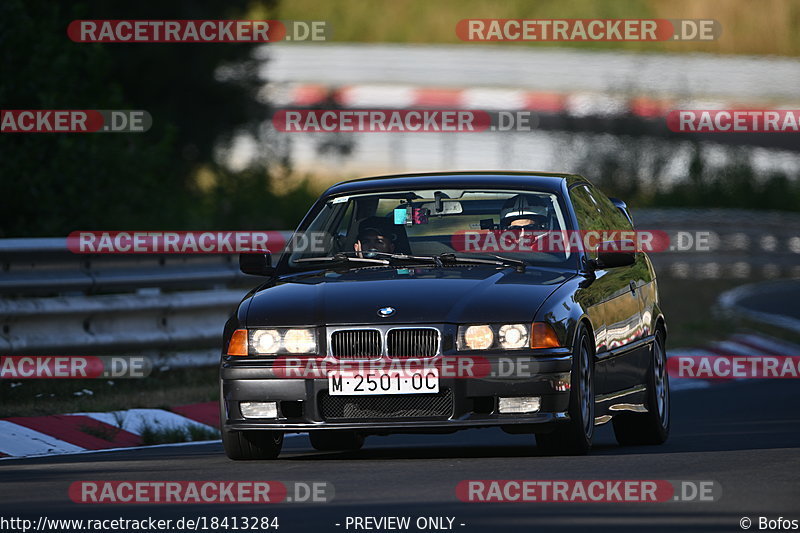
[
  {"x1": 612, "y1": 329, "x2": 670, "y2": 446},
  {"x1": 222, "y1": 428, "x2": 284, "y2": 460},
  {"x1": 536, "y1": 324, "x2": 594, "y2": 456}
]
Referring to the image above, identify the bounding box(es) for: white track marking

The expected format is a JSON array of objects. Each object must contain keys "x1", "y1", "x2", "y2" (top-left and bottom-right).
[{"x1": 0, "y1": 421, "x2": 84, "y2": 457}]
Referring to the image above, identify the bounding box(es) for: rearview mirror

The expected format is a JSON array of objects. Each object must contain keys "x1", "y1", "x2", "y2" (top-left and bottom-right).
[
  {"x1": 420, "y1": 200, "x2": 463, "y2": 215},
  {"x1": 239, "y1": 252, "x2": 274, "y2": 276}
]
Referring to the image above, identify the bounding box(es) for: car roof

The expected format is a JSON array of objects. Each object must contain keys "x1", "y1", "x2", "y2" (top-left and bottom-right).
[{"x1": 321, "y1": 171, "x2": 588, "y2": 198}]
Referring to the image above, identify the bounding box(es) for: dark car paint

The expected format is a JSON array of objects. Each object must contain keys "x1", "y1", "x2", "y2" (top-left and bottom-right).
[
  {"x1": 220, "y1": 171, "x2": 666, "y2": 432},
  {"x1": 243, "y1": 266, "x2": 571, "y2": 327}
]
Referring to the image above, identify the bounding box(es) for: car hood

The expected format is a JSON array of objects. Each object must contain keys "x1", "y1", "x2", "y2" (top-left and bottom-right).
[{"x1": 244, "y1": 265, "x2": 573, "y2": 326}]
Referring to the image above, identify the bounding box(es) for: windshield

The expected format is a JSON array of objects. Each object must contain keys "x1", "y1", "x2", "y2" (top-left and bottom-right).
[{"x1": 280, "y1": 188, "x2": 579, "y2": 272}]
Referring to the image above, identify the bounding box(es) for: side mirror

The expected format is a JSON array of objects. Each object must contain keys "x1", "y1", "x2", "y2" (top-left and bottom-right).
[
  {"x1": 590, "y1": 240, "x2": 637, "y2": 269},
  {"x1": 239, "y1": 252, "x2": 274, "y2": 276},
  {"x1": 595, "y1": 250, "x2": 636, "y2": 269}
]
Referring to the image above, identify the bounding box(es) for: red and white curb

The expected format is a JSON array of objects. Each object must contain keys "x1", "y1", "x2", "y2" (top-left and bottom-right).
[
  {"x1": 667, "y1": 332, "x2": 800, "y2": 391},
  {"x1": 0, "y1": 402, "x2": 219, "y2": 460},
  {"x1": 268, "y1": 82, "x2": 745, "y2": 119}
]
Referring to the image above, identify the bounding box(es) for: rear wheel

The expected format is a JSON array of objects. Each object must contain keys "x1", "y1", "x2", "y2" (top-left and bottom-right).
[
  {"x1": 536, "y1": 324, "x2": 594, "y2": 455},
  {"x1": 612, "y1": 329, "x2": 670, "y2": 446},
  {"x1": 309, "y1": 430, "x2": 365, "y2": 452}
]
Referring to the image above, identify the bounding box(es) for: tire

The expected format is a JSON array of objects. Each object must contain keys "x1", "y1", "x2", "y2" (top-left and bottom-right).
[
  {"x1": 309, "y1": 430, "x2": 365, "y2": 452},
  {"x1": 536, "y1": 324, "x2": 595, "y2": 456},
  {"x1": 222, "y1": 428, "x2": 284, "y2": 460},
  {"x1": 612, "y1": 329, "x2": 670, "y2": 446}
]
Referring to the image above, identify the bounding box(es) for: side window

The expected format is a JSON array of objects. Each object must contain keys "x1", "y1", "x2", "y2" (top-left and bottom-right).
[
  {"x1": 569, "y1": 184, "x2": 633, "y2": 232},
  {"x1": 592, "y1": 188, "x2": 634, "y2": 232},
  {"x1": 333, "y1": 201, "x2": 355, "y2": 252},
  {"x1": 334, "y1": 201, "x2": 355, "y2": 238},
  {"x1": 569, "y1": 185, "x2": 604, "y2": 232}
]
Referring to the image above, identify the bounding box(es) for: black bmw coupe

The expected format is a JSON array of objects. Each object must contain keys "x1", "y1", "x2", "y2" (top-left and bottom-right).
[{"x1": 219, "y1": 172, "x2": 670, "y2": 459}]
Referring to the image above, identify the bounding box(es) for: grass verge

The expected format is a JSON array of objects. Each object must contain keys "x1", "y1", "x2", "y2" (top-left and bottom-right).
[
  {"x1": 139, "y1": 421, "x2": 220, "y2": 446},
  {"x1": 263, "y1": 0, "x2": 800, "y2": 56},
  {"x1": 656, "y1": 276, "x2": 741, "y2": 349},
  {"x1": 0, "y1": 366, "x2": 218, "y2": 418}
]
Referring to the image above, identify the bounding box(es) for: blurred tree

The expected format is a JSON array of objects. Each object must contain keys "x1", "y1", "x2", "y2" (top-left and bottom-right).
[
  {"x1": 570, "y1": 133, "x2": 800, "y2": 213},
  {"x1": 0, "y1": 0, "x2": 313, "y2": 237}
]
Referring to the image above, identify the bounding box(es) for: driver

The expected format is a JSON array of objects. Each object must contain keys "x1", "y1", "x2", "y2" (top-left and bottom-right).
[
  {"x1": 354, "y1": 217, "x2": 396, "y2": 258},
  {"x1": 499, "y1": 195, "x2": 549, "y2": 236}
]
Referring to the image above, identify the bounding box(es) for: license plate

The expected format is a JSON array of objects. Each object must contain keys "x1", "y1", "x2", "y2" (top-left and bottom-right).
[{"x1": 327, "y1": 370, "x2": 439, "y2": 395}]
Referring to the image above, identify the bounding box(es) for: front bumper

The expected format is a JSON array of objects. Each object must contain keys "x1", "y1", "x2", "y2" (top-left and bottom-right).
[{"x1": 221, "y1": 352, "x2": 573, "y2": 433}]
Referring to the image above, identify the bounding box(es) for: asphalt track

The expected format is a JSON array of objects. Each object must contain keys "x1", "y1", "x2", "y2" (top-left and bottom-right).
[
  {"x1": 736, "y1": 281, "x2": 800, "y2": 321},
  {"x1": 1, "y1": 379, "x2": 798, "y2": 533}
]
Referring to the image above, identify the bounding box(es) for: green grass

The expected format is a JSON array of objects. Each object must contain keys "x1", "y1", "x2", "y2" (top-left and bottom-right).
[
  {"x1": 79, "y1": 423, "x2": 121, "y2": 442},
  {"x1": 656, "y1": 277, "x2": 741, "y2": 349},
  {"x1": 259, "y1": 0, "x2": 800, "y2": 56},
  {"x1": 139, "y1": 421, "x2": 220, "y2": 446},
  {"x1": 0, "y1": 366, "x2": 219, "y2": 418}
]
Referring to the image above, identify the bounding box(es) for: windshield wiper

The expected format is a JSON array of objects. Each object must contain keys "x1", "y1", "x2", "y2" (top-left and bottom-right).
[
  {"x1": 438, "y1": 253, "x2": 528, "y2": 272},
  {"x1": 334, "y1": 250, "x2": 526, "y2": 269},
  {"x1": 486, "y1": 254, "x2": 529, "y2": 270},
  {"x1": 316, "y1": 250, "x2": 442, "y2": 265},
  {"x1": 294, "y1": 253, "x2": 390, "y2": 267},
  {"x1": 294, "y1": 251, "x2": 527, "y2": 272}
]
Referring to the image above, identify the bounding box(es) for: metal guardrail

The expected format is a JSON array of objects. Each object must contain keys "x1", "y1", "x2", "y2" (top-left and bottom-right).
[
  {"x1": 0, "y1": 238, "x2": 250, "y2": 295},
  {"x1": 633, "y1": 209, "x2": 800, "y2": 281},
  {"x1": 0, "y1": 289, "x2": 245, "y2": 355},
  {"x1": 0, "y1": 238, "x2": 290, "y2": 357}
]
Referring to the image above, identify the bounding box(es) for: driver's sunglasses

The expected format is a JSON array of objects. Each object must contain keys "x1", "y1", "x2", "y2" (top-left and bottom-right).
[{"x1": 508, "y1": 224, "x2": 543, "y2": 231}]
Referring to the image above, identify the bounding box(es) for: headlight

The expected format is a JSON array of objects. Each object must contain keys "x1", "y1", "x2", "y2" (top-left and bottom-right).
[
  {"x1": 251, "y1": 329, "x2": 281, "y2": 354},
  {"x1": 458, "y1": 323, "x2": 549, "y2": 351},
  {"x1": 461, "y1": 325, "x2": 494, "y2": 350},
  {"x1": 247, "y1": 328, "x2": 318, "y2": 355},
  {"x1": 499, "y1": 324, "x2": 529, "y2": 349},
  {"x1": 283, "y1": 328, "x2": 317, "y2": 353}
]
